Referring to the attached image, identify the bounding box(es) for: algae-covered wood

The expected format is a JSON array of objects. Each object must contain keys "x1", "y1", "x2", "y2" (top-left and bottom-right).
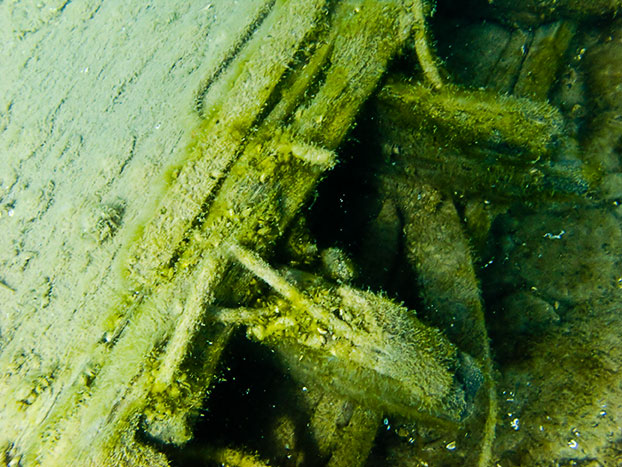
[
  {"x1": 4, "y1": 0, "x2": 622, "y2": 466},
  {"x1": 0, "y1": 0, "x2": 430, "y2": 465}
]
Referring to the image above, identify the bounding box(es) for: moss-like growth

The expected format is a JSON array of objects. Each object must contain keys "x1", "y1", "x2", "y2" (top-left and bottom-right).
[
  {"x1": 375, "y1": 78, "x2": 589, "y2": 200},
  {"x1": 220, "y1": 244, "x2": 480, "y2": 423}
]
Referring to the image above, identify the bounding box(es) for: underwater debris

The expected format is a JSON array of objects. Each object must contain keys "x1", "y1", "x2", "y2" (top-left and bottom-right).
[
  {"x1": 0, "y1": 1, "x2": 426, "y2": 465},
  {"x1": 375, "y1": 78, "x2": 589, "y2": 201},
  {"x1": 4, "y1": 0, "x2": 622, "y2": 465},
  {"x1": 214, "y1": 243, "x2": 482, "y2": 423}
]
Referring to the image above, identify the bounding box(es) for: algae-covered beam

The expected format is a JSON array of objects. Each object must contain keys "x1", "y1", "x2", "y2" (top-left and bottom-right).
[
  {"x1": 375, "y1": 78, "x2": 589, "y2": 200},
  {"x1": 224, "y1": 244, "x2": 478, "y2": 423}
]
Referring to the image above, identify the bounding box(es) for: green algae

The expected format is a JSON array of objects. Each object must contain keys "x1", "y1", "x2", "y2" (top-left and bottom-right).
[
  {"x1": 375, "y1": 78, "x2": 589, "y2": 201},
  {"x1": 5, "y1": 0, "x2": 622, "y2": 465}
]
